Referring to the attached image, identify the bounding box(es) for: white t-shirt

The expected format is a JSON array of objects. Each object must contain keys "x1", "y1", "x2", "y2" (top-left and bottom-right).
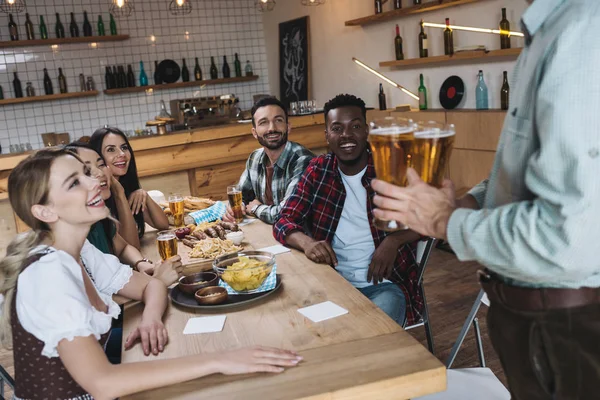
[
  {"x1": 16, "y1": 240, "x2": 133, "y2": 358},
  {"x1": 332, "y1": 167, "x2": 390, "y2": 288}
]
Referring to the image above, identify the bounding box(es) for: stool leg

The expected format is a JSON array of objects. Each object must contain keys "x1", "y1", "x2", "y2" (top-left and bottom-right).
[
  {"x1": 473, "y1": 317, "x2": 486, "y2": 367},
  {"x1": 445, "y1": 289, "x2": 485, "y2": 368}
]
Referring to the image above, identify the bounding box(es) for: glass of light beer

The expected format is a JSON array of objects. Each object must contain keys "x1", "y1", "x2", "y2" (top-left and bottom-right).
[
  {"x1": 157, "y1": 230, "x2": 178, "y2": 261},
  {"x1": 411, "y1": 121, "x2": 455, "y2": 187},
  {"x1": 227, "y1": 185, "x2": 244, "y2": 223},
  {"x1": 168, "y1": 194, "x2": 185, "y2": 228}
]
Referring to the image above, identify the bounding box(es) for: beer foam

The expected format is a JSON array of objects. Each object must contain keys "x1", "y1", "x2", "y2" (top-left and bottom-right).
[
  {"x1": 369, "y1": 126, "x2": 414, "y2": 135},
  {"x1": 414, "y1": 128, "x2": 455, "y2": 138}
]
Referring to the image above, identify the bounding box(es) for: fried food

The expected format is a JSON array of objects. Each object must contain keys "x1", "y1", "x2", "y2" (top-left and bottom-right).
[
  {"x1": 221, "y1": 256, "x2": 271, "y2": 292},
  {"x1": 189, "y1": 238, "x2": 242, "y2": 260},
  {"x1": 184, "y1": 196, "x2": 215, "y2": 211}
]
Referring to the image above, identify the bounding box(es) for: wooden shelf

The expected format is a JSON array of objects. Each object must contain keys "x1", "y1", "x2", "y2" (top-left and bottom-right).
[
  {"x1": 345, "y1": 0, "x2": 483, "y2": 27},
  {"x1": 0, "y1": 34, "x2": 129, "y2": 49},
  {"x1": 379, "y1": 48, "x2": 522, "y2": 68},
  {"x1": 0, "y1": 91, "x2": 99, "y2": 106},
  {"x1": 103, "y1": 75, "x2": 260, "y2": 95}
]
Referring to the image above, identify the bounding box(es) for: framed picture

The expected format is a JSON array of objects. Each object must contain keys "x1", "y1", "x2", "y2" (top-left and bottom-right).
[{"x1": 279, "y1": 16, "x2": 310, "y2": 109}]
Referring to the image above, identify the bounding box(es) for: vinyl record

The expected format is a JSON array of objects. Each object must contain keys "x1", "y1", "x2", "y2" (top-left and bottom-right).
[
  {"x1": 157, "y1": 59, "x2": 181, "y2": 84},
  {"x1": 439, "y1": 75, "x2": 465, "y2": 110}
]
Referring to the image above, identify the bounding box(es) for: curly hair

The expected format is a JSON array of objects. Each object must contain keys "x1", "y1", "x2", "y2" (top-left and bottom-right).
[{"x1": 323, "y1": 94, "x2": 367, "y2": 125}]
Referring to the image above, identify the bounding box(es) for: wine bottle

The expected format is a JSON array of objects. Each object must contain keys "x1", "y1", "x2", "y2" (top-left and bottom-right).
[
  {"x1": 500, "y1": 71, "x2": 509, "y2": 110},
  {"x1": 83, "y1": 11, "x2": 93, "y2": 36},
  {"x1": 374, "y1": 0, "x2": 383, "y2": 14},
  {"x1": 111, "y1": 66, "x2": 118, "y2": 88},
  {"x1": 0, "y1": 85, "x2": 4, "y2": 100},
  {"x1": 234, "y1": 53, "x2": 242, "y2": 78},
  {"x1": 194, "y1": 57, "x2": 203, "y2": 81},
  {"x1": 43, "y1": 68, "x2": 54, "y2": 95},
  {"x1": 378, "y1": 84, "x2": 387, "y2": 110},
  {"x1": 419, "y1": 20, "x2": 428, "y2": 58},
  {"x1": 8, "y1": 14, "x2": 19, "y2": 41},
  {"x1": 39, "y1": 16, "x2": 48, "y2": 39},
  {"x1": 105, "y1": 67, "x2": 112, "y2": 89},
  {"x1": 222, "y1": 56, "x2": 231, "y2": 79},
  {"x1": 26, "y1": 82, "x2": 35, "y2": 97},
  {"x1": 210, "y1": 56, "x2": 218, "y2": 79},
  {"x1": 55, "y1": 13, "x2": 65, "y2": 38},
  {"x1": 475, "y1": 70, "x2": 488, "y2": 110},
  {"x1": 444, "y1": 18, "x2": 453, "y2": 56},
  {"x1": 25, "y1": 13, "x2": 35, "y2": 40},
  {"x1": 13, "y1": 72, "x2": 23, "y2": 98},
  {"x1": 58, "y1": 68, "x2": 68, "y2": 93},
  {"x1": 181, "y1": 58, "x2": 190, "y2": 82},
  {"x1": 79, "y1": 73, "x2": 85, "y2": 91},
  {"x1": 139, "y1": 61, "x2": 148, "y2": 86},
  {"x1": 97, "y1": 15, "x2": 105, "y2": 36},
  {"x1": 154, "y1": 61, "x2": 162, "y2": 84},
  {"x1": 118, "y1": 66, "x2": 127, "y2": 88},
  {"x1": 394, "y1": 24, "x2": 403, "y2": 61},
  {"x1": 109, "y1": 14, "x2": 117, "y2": 35},
  {"x1": 499, "y1": 8, "x2": 511, "y2": 49},
  {"x1": 393, "y1": 0, "x2": 401, "y2": 9},
  {"x1": 245, "y1": 60, "x2": 253, "y2": 77},
  {"x1": 69, "y1": 12, "x2": 79, "y2": 38},
  {"x1": 418, "y1": 73, "x2": 427, "y2": 110},
  {"x1": 127, "y1": 65, "x2": 136, "y2": 87}
]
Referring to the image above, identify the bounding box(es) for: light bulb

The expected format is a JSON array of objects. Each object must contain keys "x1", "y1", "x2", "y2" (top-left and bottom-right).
[
  {"x1": 116, "y1": 0, "x2": 125, "y2": 8},
  {"x1": 261, "y1": 0, "x2": 268, "y2": 3},
  {"x1": 7, "y1": 0, "x2": 16, "y2": 4},
  {"x1": 176, "y1": 0, "x2": 184, "y2": 6}
]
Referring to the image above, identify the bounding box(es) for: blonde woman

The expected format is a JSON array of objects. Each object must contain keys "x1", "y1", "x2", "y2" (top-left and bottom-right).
[{"x1": 0, "y1": 148, "x2": 300, "y2": 400}]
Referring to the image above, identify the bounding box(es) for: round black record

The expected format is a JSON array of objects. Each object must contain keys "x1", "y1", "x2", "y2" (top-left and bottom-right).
[
  {"x1": 157, "y1": 59, "x2": 181, "y2": 84},
  {"x1": 439, "y1": 75, "x2": 465, "y2": 110}
]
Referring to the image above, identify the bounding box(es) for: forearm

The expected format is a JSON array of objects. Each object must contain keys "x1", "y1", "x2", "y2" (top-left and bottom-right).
[
  {"x1": 114, "y1": 192, "x2": 141, "y2": 249},
  {"x1": 385, "y1": 229, "x2": 421, "y2": 247},
  {"x1": 255, "y1": 204, "x2": 280, "y2": 224},
  {"x1": 141, "y1": 279, "x2": 168, "y2": 319},
  {"x1": 285, "y1": 231, "x2": 316, "y2": 253},
  {"x1": 456, "y1": 193, "x2": 480, "y2": 210},
  {"x1": 144, "y1": 198, "x2": 169, "y2": 230}
]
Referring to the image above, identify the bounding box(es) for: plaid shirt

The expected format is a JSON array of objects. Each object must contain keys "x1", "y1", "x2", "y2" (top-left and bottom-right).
[
  {"x1": 239, "y1": 141, "x2": 314, "y2": 224},
  {"x1": 273, "y1": 151, "x2": 423, "y2": 326}
]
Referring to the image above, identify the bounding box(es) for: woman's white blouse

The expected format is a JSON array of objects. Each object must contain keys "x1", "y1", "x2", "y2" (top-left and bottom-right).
[{"x1": 16, "y1": 240, "x2": 133, "y2": 358}]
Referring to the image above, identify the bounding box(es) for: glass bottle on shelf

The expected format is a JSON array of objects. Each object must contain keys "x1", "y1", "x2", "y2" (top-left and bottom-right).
[
  {"x1": 194, "y1": 57, "x2": 203, "y2": 81},
  {"x1": 118, "y1": 65, "x2": 127, "y2": 88},
  {"x1": 234, "y1": 53, "x2": 242, "y2": 78},
  {"x1": 0, "y1": 85, "x2": 4, "y2": 100},
  {"x1": 418, "y1": 73, "x2": 427, "y2": 110},
  {"x1": 43, "y1": 68, "x2": 54, "y2": 95},
  {"x1": 79, "y1": 73, "x2": 86, "y2": 91},
  {"x1": 25, "y1": 13, "x2": 35, "y2": 40},
  {"x1": 393, "y1": 0, "x2": 401, "y2": 10},
  {"x1": 13, "y1": 72, "x2": 23, "y2": 98},
  {"x1": 222, "y1": 56, "x2": 231, "y2": 79},
  {"x1": 154, "y1": 61, "x2": 162, "y2": 84},
  {"x1": 26, "y1": 82, "x2": 35, "y2": 97},
  {"x1": 378, "y1": 84, "x2": 387, "y2": 110},
  {"x1": 414, "y1": 0, "x2": 422, "y2": 4},
  {"x1": 58, "y1": 68, "x2": 68, "y2": 93},
  {"x1": 500, "y1": 71, "x2": 509, "y2": 110},
  {"x1": 55, "y1": 13, "x2": 65, "y2": 38},
  {"x1": 419, "y1": 19, "x2": 428, "y2": 58},
  {"x1": 374, "y1": 0, "x2": 383, "y2": 14},
  {"x1": 39, "y1": 16, "x2": 48, "y2": 39},
  {"x1": 83, "y1": 11, "x2": 93, "y2": 36},
  {"x1": 109, "y1": 14, "x2": 118, "y2": 35},
  {"x1": 245, "y1": 60, "x2": 253, "y2": 76},
  {"x1": 112, "y1": 65, "x2": 119, "y2": 88},
  {"x1": 210, "y1": 56, "x2": 218, "y2": 79},
  {"x1": 181, "y1": 58, "x2": 190, "y2": 82},
  {"x1": 499, "y1": 8, "x2": 511, "y2": 49},
  {"x1": 444, "y1": 17, "x2": 453, "y2": 56},
  {"x1": 127, "y1": 65, "x2": 136, "y2": 87},
  {"x1": 394, "y1": 24, "x2": 403, "y2": 61},
  {"x1": 105, "y1": 67, "x2": 113, "y2": 89},
  {"x1": 69, "y1": 12, "x2": 79, "y2": 37},
  {"x1": 97, "y1": 15, "x2": 105, "y2": 36},
  {"x1": 139, "y1": 61, "x2": 148, "y2": 86},
  {"x1": 475, "y1": 70, "x2": 488, "y2": 110},
  {"x1": 8, "y1": 14, "x2": 19, "y2": 41},
  {"x1": 86, "y1": 77, "x2": 95, "y2": 91}
]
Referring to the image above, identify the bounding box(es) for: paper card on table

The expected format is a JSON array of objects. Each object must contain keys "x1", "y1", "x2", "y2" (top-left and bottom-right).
[
  {"x1": 298, "y1": 301, "x2": 348, "y2": 323},
  {"x1": 257, "y1": 244, "x2": 291, "y2": 255},
  {"x1": 183, "y1": 315, "x2": 226, "y2": 335}
]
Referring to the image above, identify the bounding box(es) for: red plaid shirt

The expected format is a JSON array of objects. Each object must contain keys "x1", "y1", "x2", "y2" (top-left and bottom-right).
[{"x1": 273, "y1": 151, "x2": 424, "y2": 326}]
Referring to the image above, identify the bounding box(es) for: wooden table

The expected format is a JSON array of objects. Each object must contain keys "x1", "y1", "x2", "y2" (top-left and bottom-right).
[{"x1": 122, "y1": 221, "x2": 446, "y2": 399}]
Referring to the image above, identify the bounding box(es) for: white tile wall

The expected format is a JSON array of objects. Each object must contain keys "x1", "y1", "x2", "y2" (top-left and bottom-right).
[{"x1": 0, "y1": 0, "x2": 270, "y2": 153}]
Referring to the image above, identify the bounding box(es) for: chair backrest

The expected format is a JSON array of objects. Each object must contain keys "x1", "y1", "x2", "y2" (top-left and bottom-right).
[
  {"x1": 415, "y1": 238, "x2": 437, "y2": 286},
  {"x1": 0, "y1": 364, "x2": 15, "y2": 398}
]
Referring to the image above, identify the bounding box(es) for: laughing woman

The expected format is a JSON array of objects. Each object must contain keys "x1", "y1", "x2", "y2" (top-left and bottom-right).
[
  {"x1": 89, "y1": 127, "x2": 169, "y2": 238},
  {"x1": 0, "y1": 148, "x2": 301, "y2": 400}
]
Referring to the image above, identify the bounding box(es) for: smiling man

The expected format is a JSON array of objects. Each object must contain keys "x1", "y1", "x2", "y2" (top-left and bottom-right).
[
  {"x1": 273, "y1": 94, "x2": 422, "y2": 326},
  {"x1": 224, "y1": 97, "x2": 314, "y2": 224}
]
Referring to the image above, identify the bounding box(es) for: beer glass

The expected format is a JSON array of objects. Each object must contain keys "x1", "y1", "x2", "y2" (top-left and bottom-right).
[
  {"x1": 157, "y1": 230, "x2": 178, "y2": 261},
  {"x1": 168, "y1": 194, "x2": 185, "y2": 228},
  {"x1": 227, "y1": 185, "x2": 244, "y2": 223},
  {"x1": 411, "y1": 121, "x2": 455, "y2": 188}
]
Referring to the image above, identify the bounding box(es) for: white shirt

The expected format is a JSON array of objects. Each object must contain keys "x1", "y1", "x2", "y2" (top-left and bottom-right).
[
  {"x1": 16, "y1": 240, "x2": 133, "y2": 358},
  {"x1": 332, "y1": 167, "x2": 389, "y2": 288}
]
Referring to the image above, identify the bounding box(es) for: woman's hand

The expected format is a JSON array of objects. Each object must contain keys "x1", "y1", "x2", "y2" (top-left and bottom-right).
[
  {"x1": 142, "y1": 255, "x2": 183, "y2": 286},
  {"x1": 129, "y1": 189, "x2": 148, "y2": 215},
  {"x1": 124, "y1": 316, "x2": 168, "y2": 356},
  {"x1": 111, "y1": 175, "x2": 126, "y2": 199},
  {"x1": 214, "y1": 346, "x2": 302, "y2": 374}
]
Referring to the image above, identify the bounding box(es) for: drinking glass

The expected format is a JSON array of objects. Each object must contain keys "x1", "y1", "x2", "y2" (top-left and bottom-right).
[
  {"x1": 168, "y1": 194, "x2": 185, "y2": 227},
  {"x1": 290, "y1": 102, "x2": 298, "y2": 115},
  {"x1": 157, "y1": 230, "x2": 178, "y2": 261},
  {"x1": 227, "y1": 185, "x2": 244, "y2": 223}
]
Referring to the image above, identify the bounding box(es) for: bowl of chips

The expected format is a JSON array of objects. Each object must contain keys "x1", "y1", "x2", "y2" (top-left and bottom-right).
[{"x1": 213, "y1": 251, "x2": 275, "y2": 293}]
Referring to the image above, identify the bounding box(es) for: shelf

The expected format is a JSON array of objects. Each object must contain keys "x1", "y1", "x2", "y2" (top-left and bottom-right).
[
  {"x1": 103, "y1": 75, "x2": 260, "y2": 95},
  {"x1": 379, "y1": 48, "x2": 522, "y2": 69},
  {"x1": 0, "y1": 91, "x2": 99, "y2": 106},
  {"x1": 345, "y1": 0, "x2": 483, "y2": 27},
  {"x1": 0, "y1": 34, "x2": 129, "y2": 49}
]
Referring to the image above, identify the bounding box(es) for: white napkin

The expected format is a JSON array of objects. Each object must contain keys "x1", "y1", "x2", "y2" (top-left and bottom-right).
[
  {"x1": 257, "y1": 244, "x2": 291, "y2": 255},
  {"x1": 183, "y1": 315, "x2": 227, "y2": 334},
  {"x1": 298, "y1": 301, "x2": 348, "y2": 323}
]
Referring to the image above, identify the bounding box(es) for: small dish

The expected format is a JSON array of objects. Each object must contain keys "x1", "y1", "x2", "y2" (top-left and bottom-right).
[
  {"x1": 195, "y1": 286, "x2": 228, "y2": 305},
  {"x1": 225, "y1": 231, "x2": 244, "y2": 245},
  {"x1": 178, "y1": 272, "x2": 219, "y2": 295}
]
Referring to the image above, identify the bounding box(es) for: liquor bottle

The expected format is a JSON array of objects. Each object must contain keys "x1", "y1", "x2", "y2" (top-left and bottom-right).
[
  {"x1": 234, "y1": 53, "x2": 242, "y2": 78},
  {"x1": 393, "y1": 0, "x2": 401, "y2": 9},
  {"x1": 86, "y1": 76, "x2": 95, "y2": 91},
  {"x1": 374, "y1": 0, "x2": 383, "y2": 14},
  {"x1": 118, "y1": 66, "x2": 127, "y2": 88},
  {"x1": 394, "y1": 24, "x2": 403, "y2": 61},
  {"x1": 418, "y1": 73, "x2": 427, "y2": 110},
  {"x1": 26, "y1": 82, "x2": 35, "y2": 97},
  {"x1": 39, "y1": 16, "x2": 48, "y2": 39},
  {"x1": 97, "y1": 15, "x2": 105, "y2": 36},
  {"x1": 418, "y1": 20, "x2": 428, "y2": 58},
  {"x1": 43, "y1": 68, "x2": 54, "y2": 95},
  {"x1": 127, "y1": 65, "x2": 136, "y2": 87},
  {"x1": 13, "y1": 72, "x2": 23, "y2": 98},
  {"x1": 500, "y1": 70, "x2": 509, "y2": 110},
  {"x1": 111, "y1": 66, "x2": 118, "y2": 88},
  {"x1": 79, "y1": 73, "x2": 86, "y2": 91},
  {"x1": 245, "y1": 60, "x2": 253, "y2": 76},
  {"x1": 499, "y1": 8, "x2": 511, "y2": 49},
  {"x1": 55, "y1": 13, "x2": 65, "y2": 38},
  {"x1": 139, "y1": 61, "x2": 148, "y2": 86},
  {"x1": 475, "y1": 70, "x2": 488, "y2": 110},
  {"x1": 444, "y1": 18, "x2": 453, "y2": 56},
  {"x1": 154, "y1": 61, "x2": 162, "y2": 84},
  {"x1": 69, "y1": 12, "x2": 79, "y2": 37},
  {"x1": 83, "y1": 11, "x2": 93, "y2": 36},
  {"x1": 109, "y1": 14, "x2": 117, "y2": 35},
  {"x1": 25, "y1": 13, "x2": 35, "y2": 40},
  {"x1": 181, "y1": 58, "x2": 190, "y2": 82},
  {"x1": 0, "y1": 85, "x2": 4, "y2": 100},
  {"x1": 210, "y1": 56, "x2": 218, "y2": 79},
  {"x1": 194, "y1": 57, "x2": 203, "y2": 81},
  {"x1": 58, "y1": 68, "x2": 68, "y2": 93},
  {"x1": 222, "y1": 56, "x2": 231, "y2": 79},
  {"x1": 8, "y1": 14, "x2": 19, "y2": 41},
  {"x1": 378, "y1": 84, "x2": 387, "y2": 110},
  {"x1": 105, "y1": 66, "x2": 113, "y2": 89}
]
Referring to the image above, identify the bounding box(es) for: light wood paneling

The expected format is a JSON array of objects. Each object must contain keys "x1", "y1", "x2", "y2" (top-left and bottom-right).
[
  {"x1": 380, "y1": 48, "x2": 521, "y2": 69},
  {"x1": 193, "y1": 160, "x2": 247, "y2": 201},
  {"x1": 392, "y1": 110, "x2": 447, "y2": 124},
  {"x1": 140, "y1": 171, "x2": 192, "y2": 197},
  {"x1": 448, "y1": 111, "x2": 506, "y2": 151},
  {"x1": 449, "y1": 149, "x2": 496, "y2": 191}
]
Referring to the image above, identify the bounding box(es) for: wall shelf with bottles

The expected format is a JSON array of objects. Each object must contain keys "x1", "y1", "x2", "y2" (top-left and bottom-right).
[
  {"x1": 345, "y1": 0, "x2": 482, "y2": 27},
  {"x1": 0, "y1": 35, "x2": 130, "y2": 49},
  {"x1": 379, "y1": 48, "x2": 521, "y2": 69},
  {"x1": 103, "y1": 75, "x2": 260, "y2": 95},
  {"x1": 0, "y1": 91, "x2": 99, "y2": 107}
]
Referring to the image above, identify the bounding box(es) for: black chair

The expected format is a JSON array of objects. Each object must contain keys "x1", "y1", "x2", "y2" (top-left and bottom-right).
[{"x1": 0, "y1": 364, "x2": 14, "y2": 399}]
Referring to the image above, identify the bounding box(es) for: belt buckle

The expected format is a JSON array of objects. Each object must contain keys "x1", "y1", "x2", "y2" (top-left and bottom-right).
[{"x1": 477, "y1": 269, "x2": 492, "y2": 282}]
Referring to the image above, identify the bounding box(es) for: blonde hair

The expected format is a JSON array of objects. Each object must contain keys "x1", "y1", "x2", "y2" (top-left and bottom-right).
[{"x1": 0, "y1": 148, "x2": 79, "y2": 348}]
